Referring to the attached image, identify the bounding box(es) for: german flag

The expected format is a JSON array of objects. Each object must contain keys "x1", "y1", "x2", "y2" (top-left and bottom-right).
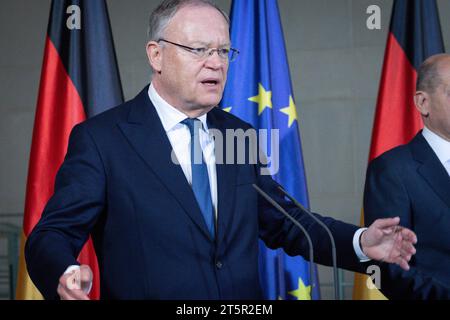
[
  {"x1": 16, "y1": 0, "x2": 123, "y2": 300},
  {"x1": 353, "y1": 0, "x2": 444, "y2": 300}
]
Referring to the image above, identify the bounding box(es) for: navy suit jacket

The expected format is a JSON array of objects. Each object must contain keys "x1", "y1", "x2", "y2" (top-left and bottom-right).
[
  {"x1": 364, "y1": 132, "x2": 450, "y2": 299},
  {"x1": 26, "y1": 86, "x2": 365, "y2": 300}
]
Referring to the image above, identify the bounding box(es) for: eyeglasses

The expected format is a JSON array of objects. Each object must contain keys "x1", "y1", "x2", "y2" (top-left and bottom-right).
[{"x1": 158, "y1": 38, "x2": 240, "y2": 62}]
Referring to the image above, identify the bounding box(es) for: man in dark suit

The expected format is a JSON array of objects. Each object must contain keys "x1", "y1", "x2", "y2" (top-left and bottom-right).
[
  {"x1": 364, "y1": 54, "x2": 450, "y2": 299},
  {"x1": 26, "y1": 0, "x2": 417, "y2": 300}
]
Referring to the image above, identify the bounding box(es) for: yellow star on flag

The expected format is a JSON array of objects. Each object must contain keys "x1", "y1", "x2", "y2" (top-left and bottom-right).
[
  {"x1": 288, "y1": 278, "x2": 312, "y2": 300},
  {"x1": 248, "y1": 83, "x2": 273, "y2": 115},
  {"x1": 223, "y1": 107, "x2": 233, "y2": 113},
  {"x1": 280, "y1": 96, "x2": 298, "y2": 128}
]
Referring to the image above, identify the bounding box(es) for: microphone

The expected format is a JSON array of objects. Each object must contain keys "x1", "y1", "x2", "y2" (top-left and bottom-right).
[
  {"x1": 252, "y1": 184, "x2": 316, "y2": 296},
  {"x1": 276, "y1": 185, "x2": 340, "y2": 300}
]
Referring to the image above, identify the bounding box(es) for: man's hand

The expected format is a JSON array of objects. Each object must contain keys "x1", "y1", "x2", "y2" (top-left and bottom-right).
[
  {"x1": 57, "y1": 265, "x2": 93, "y2": 300},
  {"x1": 361, "y1": 217, "x2": 418, "y2": 271}
]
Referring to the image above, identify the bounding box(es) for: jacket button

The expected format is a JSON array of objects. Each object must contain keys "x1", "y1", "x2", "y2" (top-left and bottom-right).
[{"x1": 216, "y1": 261, "x2": 223, "y2": 269}]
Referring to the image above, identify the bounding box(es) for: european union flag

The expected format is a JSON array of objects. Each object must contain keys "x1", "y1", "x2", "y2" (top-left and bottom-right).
[{"x1": 221, "y1": 0, "x2": 320, "y2": 300}]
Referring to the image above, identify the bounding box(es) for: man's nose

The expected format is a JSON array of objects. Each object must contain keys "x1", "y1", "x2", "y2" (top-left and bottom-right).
[{"x1": 205, "y1": 50, "x2": 225, "y2": 69}]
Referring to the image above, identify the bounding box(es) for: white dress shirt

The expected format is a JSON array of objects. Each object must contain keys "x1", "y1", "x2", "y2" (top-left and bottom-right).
[
  {"x1": 148, "y1": 84, "x2": 218, "y2": 219},
  {"x1": 422, "y1": 126, "x2": 450, "y2": 176}
]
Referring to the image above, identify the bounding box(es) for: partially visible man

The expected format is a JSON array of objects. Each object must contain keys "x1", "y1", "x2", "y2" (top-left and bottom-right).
[
  {"x1": 26, "y1": 0, "x2": 417, "y2": 300},
  {"x1": 364, "y1": 54, "x2": 450, "y2": 299}
]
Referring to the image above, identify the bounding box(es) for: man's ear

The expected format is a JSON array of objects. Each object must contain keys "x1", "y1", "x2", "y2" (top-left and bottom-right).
[
  {"x1": 146, "y1": 41, "x2": 162, "y2": 74},
  {"x1": 414, "y1": 91, "x2": 430, "y2": 117}
]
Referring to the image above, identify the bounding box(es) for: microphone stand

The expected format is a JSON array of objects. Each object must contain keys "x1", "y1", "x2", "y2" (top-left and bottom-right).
[
  {"x1": 253, "y1": 184, "x2": 316, "y2": 296},
  {"x1": 277, "y1": 185, "x2": 340, "y2": 300}
]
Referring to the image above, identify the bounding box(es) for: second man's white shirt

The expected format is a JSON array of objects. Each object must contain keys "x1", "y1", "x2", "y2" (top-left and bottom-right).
[{"x1": 422, "y1": 126, "x2": 450, "y2": 177}]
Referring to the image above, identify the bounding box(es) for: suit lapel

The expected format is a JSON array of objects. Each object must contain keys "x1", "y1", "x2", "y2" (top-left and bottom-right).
[
  {"x1": 411, "y1": 133, "x2": 450, "y2": 209},
  {"x1": 118, "y1": 88, "x2": 213, "y2": 240},
  {"x1": 208, "y1": 109, "x2": 237, "y2": 245}
]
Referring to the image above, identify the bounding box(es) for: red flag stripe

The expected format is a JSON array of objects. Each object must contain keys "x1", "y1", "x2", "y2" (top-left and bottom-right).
[
  {"x1": 369, "y1": 33, "x2": 423, "y2": 162},
  {"x1": 23, "y1": 36, "x2": 100, "y2": 299},
  {"x1": 24, "y1": 36, "x2": 86, "y2": 235}
]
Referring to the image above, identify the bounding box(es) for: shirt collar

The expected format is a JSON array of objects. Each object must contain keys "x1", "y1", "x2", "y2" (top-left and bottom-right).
[
  {"x1": 422, "y1": 126, "x2": 450, "y2": 166},
  {"x1": 148, "y1": 83, "x2": 209, "y2": 133}
]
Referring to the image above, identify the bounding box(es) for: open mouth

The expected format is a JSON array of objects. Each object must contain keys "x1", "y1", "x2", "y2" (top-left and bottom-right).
[{"x1": 201, "y1": 79, "x2": 219, "y2": 86}]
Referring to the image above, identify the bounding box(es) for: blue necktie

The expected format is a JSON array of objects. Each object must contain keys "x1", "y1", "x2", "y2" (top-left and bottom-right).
[{"x1": 182, "y1": 118, "x2": 215, "y2": 239}]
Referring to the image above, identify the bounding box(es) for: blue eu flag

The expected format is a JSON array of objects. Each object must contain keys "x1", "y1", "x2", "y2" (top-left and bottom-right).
[{"x1": 221, "y1": 0, "x2": 320, "y2": 300}]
